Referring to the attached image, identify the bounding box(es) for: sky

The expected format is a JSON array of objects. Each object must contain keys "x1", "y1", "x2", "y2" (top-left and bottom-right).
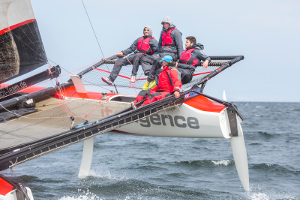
[{"x1": 24, "y1": 0, "x2": 300, "y2": 102}]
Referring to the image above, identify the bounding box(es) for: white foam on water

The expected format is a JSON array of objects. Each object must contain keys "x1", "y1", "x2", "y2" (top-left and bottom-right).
[
  {"x1": 59, "y1": 189, "x2": 103, "y2": 200},
  {"x1": 59, "y1": 195, "x2": 102, "y2": 200},
  {"x1": 247, "y1": 186, "x2": 299, "y2": 200},
  {"x1": 250, "y1": 192, "x2": 269, "y2": 200},
  {"x1": 212, "y1": 160, "x2": 232, "y2": 166},
  {"x1": 88, "y1": 169, "x2": 123, "y2": 180},
  {"x1": 256, "y1": 106, "x2": 263, "y2": 108},
  {"x1": 59, "y1": 193, "x2": 102, "y2": 200}
]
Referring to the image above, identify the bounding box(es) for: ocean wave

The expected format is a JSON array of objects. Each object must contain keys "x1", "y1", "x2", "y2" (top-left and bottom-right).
[
  {"x1": 249, "y1": 142, "x2": 262, "y2": 146},
  {"x1": 211, "y1": 160, "x2": 233, "y2": 166},
  {"x1": 250, "y1": 163, "x2": 300, "y2": 174},
  {"x1": 291, "y1": 108, "x2": 300, "y2": 111},
  {"x1": 12, "y1": 174, "x2": 38, "y2": 183},
  {"x1": 84, "y1": 179, "x2": 210, "y2": 199},
  {"x1": 59, "y1": 190, "x2": 102, "y2": 200},
  {"x1": 11, "y1": 174, "x2": 65, "y2": 184},
  {"x1": 132, "y1": 164, "x2": 167, "y2": 171},
  {"x1": 174, "y1": 159, "x2": 234, "y2": 167},
  {"x1": 258, "y1": 131, "x2": 273, "y2": 138},
  {"x1": 87, "y1": 170, "x2": 122, "y2": 181}
]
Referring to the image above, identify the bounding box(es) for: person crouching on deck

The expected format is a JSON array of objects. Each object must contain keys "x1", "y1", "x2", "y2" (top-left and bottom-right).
[
  {"x1": 102, "y1": 26, "x2": 158, "y2": 85},
  {"x1": 176, "y1": 36, "x2": 211, "y2": 84},
  {"x1": 136, "y1": 55, "x2": 181, "y2": 106}
]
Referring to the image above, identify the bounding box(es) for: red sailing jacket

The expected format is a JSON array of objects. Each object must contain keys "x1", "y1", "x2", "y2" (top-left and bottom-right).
[
  {"x1": 179, "y1": 48, "x2": 199, "y2": 66},
  {"x1": 136, "y1": 36, "x2": 154, "y2": 55},
  {"x1": 161, "y1": 28, "x2": 176, "y2": 47},
  {"x1": 151, "y1": 66, "x2": 181, "y2": 93}
]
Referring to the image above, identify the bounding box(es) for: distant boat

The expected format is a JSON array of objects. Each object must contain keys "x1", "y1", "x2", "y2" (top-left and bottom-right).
[{"x1": 0, "y1": 0, "x2": 249, "y2": 198}]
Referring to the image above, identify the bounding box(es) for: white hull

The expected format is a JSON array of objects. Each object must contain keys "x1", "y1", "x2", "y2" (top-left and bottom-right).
[{"x1": 116, "y1": 103, "x2": 233, "y2": 138}]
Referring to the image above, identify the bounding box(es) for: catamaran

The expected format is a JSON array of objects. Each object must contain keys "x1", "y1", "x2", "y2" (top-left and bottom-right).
[{"x1": 0, "y1": 0, "x2": 249, "y2": 199}]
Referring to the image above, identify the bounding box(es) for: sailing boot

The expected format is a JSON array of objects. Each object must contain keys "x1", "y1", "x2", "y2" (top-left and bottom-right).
[
  {"x1": 149, "y1": 80, "x2": 156, "y2": 89},
  {"x1": 130, "y1": 75, "x2": 136, "y2": 83},
  {"x1": 101, "y1": 77, "x2": 113, "y2": 85},
  {"x1": 142, "y1": 81, "x2": 150, "y2": 90}
]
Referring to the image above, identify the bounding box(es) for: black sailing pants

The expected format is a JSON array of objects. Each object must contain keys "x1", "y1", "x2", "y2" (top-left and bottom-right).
[{"x1": 108, "y1": 53, "x2": 152, "y2": 82}]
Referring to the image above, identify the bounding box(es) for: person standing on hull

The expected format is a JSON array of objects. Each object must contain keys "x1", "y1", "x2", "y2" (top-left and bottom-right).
[
  {"x1": 143, "y1": 16, "x2": 183, "y2": 89},
  {"x1": 102, "y1": 26, "x2": 158, "y2": 85},
  {"x1": 176, "y1": 36, "x2": 211, "y2": 84},
  {"x1": 135, "y1": 55, "x2": 181, "y2": 106}
]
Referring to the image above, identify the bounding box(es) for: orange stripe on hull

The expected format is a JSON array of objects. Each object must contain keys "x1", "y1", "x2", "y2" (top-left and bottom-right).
[{"x1": 184, "y1": 95, "x2": 226, "y2": 113}]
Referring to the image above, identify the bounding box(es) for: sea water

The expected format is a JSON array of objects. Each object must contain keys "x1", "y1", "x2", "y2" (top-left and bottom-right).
[{"x1": 2, "y1": 102, "x2": 300, "y2": 200}]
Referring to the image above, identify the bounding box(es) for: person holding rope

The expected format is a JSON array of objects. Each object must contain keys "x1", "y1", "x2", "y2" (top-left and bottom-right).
[
  {"x1": 175, "y1": 36, "x2": 211, "y2": 84},
  {"x1": 102, "y1": 26, "x2": 158, "y2": 85},
  {"x1": 135, "y1": 55, "x2": 181, "y2": 106},
  {"x1": 142, "y1": 16, "x2": 183, "y2": 90}
]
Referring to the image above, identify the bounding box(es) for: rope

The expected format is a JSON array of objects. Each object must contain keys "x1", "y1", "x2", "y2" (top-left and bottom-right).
[
  {"x1": 47, "y1": 63, "x2": 74, "y2": 118},
  {"x1": 94, "y1": 68, "x2": 147, "y2": 81},
  {"x1": 82, "y1": 100, "x2": 102, "y2": 120},
  {"x1": 81, "y1": 0, "x2": 105, "y2": 59}
]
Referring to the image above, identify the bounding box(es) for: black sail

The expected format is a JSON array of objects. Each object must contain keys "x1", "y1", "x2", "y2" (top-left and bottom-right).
[{"x1": 0, "y1": 0, "x2": 47, "y2": 83}]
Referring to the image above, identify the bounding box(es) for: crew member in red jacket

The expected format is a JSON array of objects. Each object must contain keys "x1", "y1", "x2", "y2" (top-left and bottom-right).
[{"x1": 136, "y1": 55, "x2": 181, "y2": 106}]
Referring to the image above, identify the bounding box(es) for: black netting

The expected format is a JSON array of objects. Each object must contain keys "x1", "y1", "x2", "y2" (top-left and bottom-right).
[{"x1": 81, "y1": 58, "x2": 224, "y2": 91}]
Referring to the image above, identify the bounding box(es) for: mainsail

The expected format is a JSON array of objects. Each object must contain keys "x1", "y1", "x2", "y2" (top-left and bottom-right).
[{"x1": 0, "y1": 0, "x2": 47, "y2": 83}]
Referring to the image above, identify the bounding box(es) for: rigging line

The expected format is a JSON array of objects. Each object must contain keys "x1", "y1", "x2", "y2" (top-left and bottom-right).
[
  {"x1": 81, "y1": 0, "x2": 109, "y2": 68},
  {"x1": 81, "y1": 79, "x2": 112, "y2": 92},
  {"x1": 47, "y1": 58, "x2": 71, "y2": 74},
  {"x1": 50, "y1": 78, "x2": 74, "y2": 118},
  {"x1": 9, "y1": 3, "x2": 40, "y2": 54},
  {"x1": 9, "y1": 18, "x2": 46, "y2": 58},
  {"x1": 82, "y1": 99, "x2": 102, "y2": 120},
  {"x1": 47, "y1": 65, "x2": 74, "y2": 118},
  {"x1": 11, "y1": 32, "x2": 43, "y2": 57}
]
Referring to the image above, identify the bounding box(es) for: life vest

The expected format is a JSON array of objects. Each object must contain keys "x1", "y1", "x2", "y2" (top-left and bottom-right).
[
  {"x1": 137, "y1": 36, "x2": 154, "y2": 55},
  {"x1": 161, "y1": 28, "x2": 176, "y2": 47},
  {"x1": 179, "y1": 48, "x2": 199, "y2": 66}
]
